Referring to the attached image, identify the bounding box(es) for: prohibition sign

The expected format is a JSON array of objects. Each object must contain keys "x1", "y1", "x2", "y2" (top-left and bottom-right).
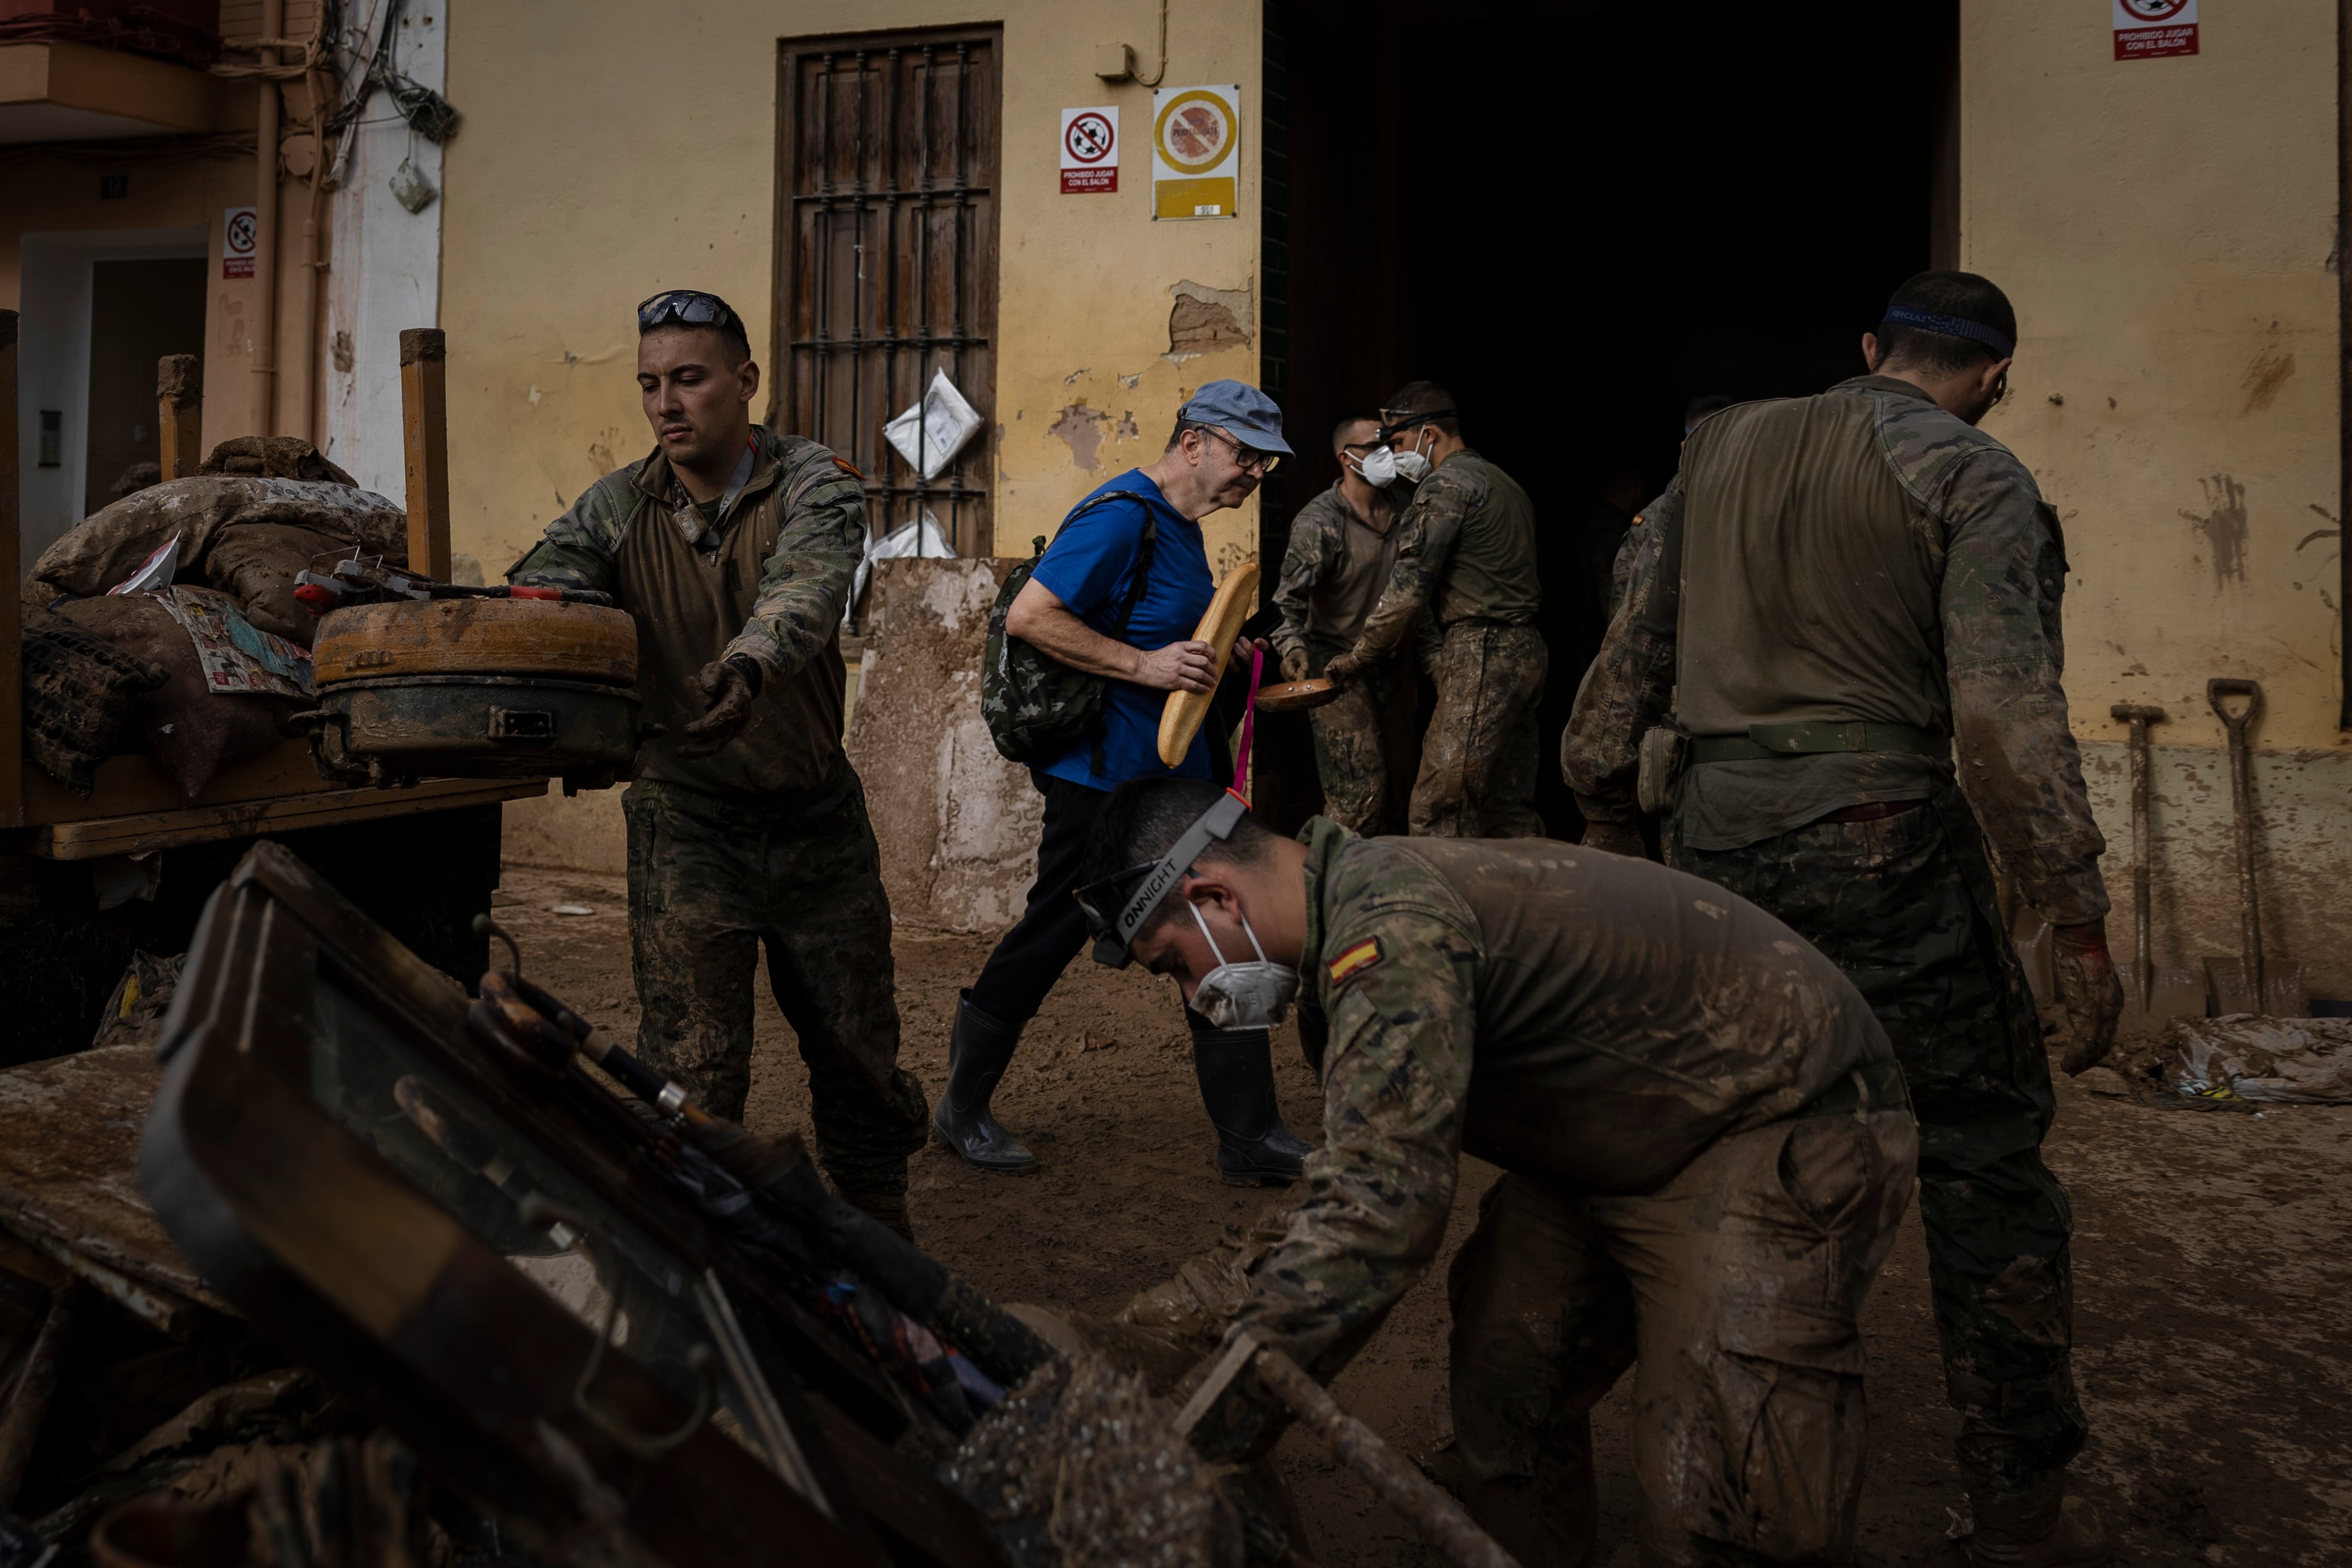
[
  {"x1": 1154, "y1": 89, "x2": 1235, "y2": 175},
  {"x1": 2118, "y1": 0, "x2": 2188, "y2": 17},
  {"x1": 1066, "y1": 111, "x2": 1114, "y2": 164}
]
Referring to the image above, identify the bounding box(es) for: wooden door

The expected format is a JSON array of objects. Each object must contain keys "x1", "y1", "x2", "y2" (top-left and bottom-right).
[{"x1": 775, "y1": 28, "x2": 1002, "y2": 562}]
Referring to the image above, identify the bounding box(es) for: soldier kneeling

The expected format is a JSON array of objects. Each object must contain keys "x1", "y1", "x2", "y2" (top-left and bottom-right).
[{"x1": 1075, "y1": 781, "x2": 1920, "y2": 1568}]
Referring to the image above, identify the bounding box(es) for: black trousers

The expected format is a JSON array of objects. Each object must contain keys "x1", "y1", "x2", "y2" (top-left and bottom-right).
[{"x1": 968, "y1": 770, "x2": 1202, "y2": 1034}]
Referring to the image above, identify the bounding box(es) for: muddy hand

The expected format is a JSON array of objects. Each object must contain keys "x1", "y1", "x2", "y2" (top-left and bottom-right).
[
  {"x1": 1279, "y1": 647, "x2": 1311, "y2": 684},
  {"x1": 2051, "y1": 919, "x2": 2124, "y2": 1075},
  {"x1": 678, "y1": 658, "x2": 757, "y2": 759},
  {"x1": 1321, "y1": 650, "x2": 1365, "y2": 690}
]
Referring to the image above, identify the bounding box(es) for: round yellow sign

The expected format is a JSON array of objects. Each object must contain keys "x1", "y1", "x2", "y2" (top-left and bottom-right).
[{"x1": 1154, "y1": 88, "x2": 1237, "y2": 175}]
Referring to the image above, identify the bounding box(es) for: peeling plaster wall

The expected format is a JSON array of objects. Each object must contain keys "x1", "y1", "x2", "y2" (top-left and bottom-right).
[
  {"x1": 1968, "y1": 2, "x2": 2351, "y2": 998},
  {"x1": 845, "y1": 558, "x2": 1043, "y2": 931},
  {"x1": 449, "y1": 0, "x2": 1263, "y2": 880},
  {"x1": 438, "y1": 0, "x2": 1265, "y2": 586}
]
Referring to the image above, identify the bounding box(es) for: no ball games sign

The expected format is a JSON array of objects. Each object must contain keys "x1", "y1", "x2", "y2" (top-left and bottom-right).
[
  {"x1": 1060, "y1": 106, "x2": 1118, "y2": 194},
  {"x1": 1152, "y1": 85, "x2": 1240, "y2": 221},
  {"x1": 222, "y1": 206, "x2": 257, "y2": 279},
  {"x1": 2114, "y1": 0, "x2": 2197, "y2": 60}
]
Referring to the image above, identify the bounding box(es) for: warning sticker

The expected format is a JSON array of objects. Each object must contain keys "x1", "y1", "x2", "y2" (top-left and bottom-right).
[
  {"x1": 1061, "y1": 106, "x2": 1119, "y2": 194},
  {"x1": 222, "y1": 206, "x2": 257, "y2": 279},
  {"x1": 2113, "y1": 0, "x2": 2197, "y2": 60},
  {"x1": 1152, "y1": 85, "x2": 1240, "y2": 221}
]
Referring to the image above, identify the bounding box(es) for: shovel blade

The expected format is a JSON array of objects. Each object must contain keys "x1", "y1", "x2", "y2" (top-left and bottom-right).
[
  {"x1": 2202, "y1": 957, "x2": 2310, "y2": 1018},
  {"x1": 2123, "y1": 966, "x2": 2207, "y2": 1033}
]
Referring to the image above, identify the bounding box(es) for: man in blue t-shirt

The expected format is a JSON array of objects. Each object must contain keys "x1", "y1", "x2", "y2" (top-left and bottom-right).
[{"x1": 935, "y1": 381, "x2": 1314, "y2": 1187}]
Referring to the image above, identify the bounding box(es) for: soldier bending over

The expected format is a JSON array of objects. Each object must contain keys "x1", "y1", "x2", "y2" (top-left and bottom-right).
[{"x1": 1077, "y1": 780, "x2": 1919, "y2": 1567}]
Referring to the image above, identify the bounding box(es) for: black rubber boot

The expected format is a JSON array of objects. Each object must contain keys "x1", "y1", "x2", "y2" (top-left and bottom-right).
[
  {"x1": 1956, "y1": 1462, "x2": 2115, "y2": 1567},
  {"x1": 933, "y1": 991, "x2": 1038, "y2": 1172},
  {"x1": 1190, "y1": 1024, "x2": 1313, "y2": 1187}
]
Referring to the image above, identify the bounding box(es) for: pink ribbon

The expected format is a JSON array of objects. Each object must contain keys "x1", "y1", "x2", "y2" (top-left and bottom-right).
[{"x1": 1234, "y1": 643, "x2": 1265, "y2": 802}]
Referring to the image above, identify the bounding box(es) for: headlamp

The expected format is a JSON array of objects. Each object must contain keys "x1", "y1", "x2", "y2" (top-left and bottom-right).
[{"x1": 1072, "y1": 790, "x2": 1251, "y2": 968}]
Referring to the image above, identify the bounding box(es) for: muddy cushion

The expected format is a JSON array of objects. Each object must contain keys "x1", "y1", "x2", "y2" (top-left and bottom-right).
[
  {"x1": 56, "y1": 595, "x2": 303, "y2": 800},
  {"x1": 18, "y1": 603, "x2": 171, "y2": 796},
  {"x1": 200, "y1": 522, "x2": 346, "y2": 644},
  {"x1": 25, "y1": 476, "x2": 406, "y2": 606},
  {"x1": 197, "y1": 435, "x2": 358, "y2": 485}
]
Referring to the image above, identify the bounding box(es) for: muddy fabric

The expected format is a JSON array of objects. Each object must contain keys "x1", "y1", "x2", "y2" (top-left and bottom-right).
[
  {"x1": 510, "y1": 425, "x2": 864, "y2": 798},
  {"x1": 54, "y1": 594, "x2": 300, "y2": 799},
  {"x1": 623, "y1": 767, "x2": 928, "y2": 1196},
  {"x1": 197, "y1": 435, "x2": 357, "y2": 486},
  {"x1": 1670, "y1": 780, "x2": 2087, "y2": 1488},
  {"x1": 1449, "y1": 1101, "x2": 1915, "y2": 1566},
  {"x1": 1271, "y1": 481, "x2": 1400, "y2": 654},
  {"x1": 1297, "y1": 639, "x2": 1417, "y2": 836},
  {"x1": 1411, "y1": 621, "x2": 1546, "y2": 838},
  {"x1": 1561, "y1": 375, "x2": 2108, "y2": 925},
  {"x1": 200, "y1": 522, "x2": 347, "y2": 642},
  {"x1": 18, "y1": 603, "x2": 169, "y2": 795},
  {"x1": 1225, "y1": 819, "x2": 1899, "y2": 1387},
  {"x1": 26, "y1": 477, "x2": 407, "y2": 605},
  {"x1": 1349, "y1": 447, "x2": 1541, "y2": 667}
]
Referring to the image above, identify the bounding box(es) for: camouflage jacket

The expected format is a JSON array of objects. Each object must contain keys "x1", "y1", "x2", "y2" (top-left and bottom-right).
[
  {"x1": 508, "y1": 425, "x2": 864, "y2": 686},
  {"x1": 1559, "y1": 376, "x2": 2110, "y2": 925},
  {"x1": 1270, "y1": 482, "x2": 1399, "y2": 662},
  {"x1": 1350, "y1": 448, "x2": 1540, "y2": 666},
  {"x1": 1230, "y1": 819, "x2": 1888, "y2": 1378}
]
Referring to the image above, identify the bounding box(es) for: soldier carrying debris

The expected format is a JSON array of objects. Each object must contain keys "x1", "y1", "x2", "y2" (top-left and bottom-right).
[
  {"x1": 1320, "y1": 383, "x2": 1546, "y2": 838},
  {"x1": 1561, "y1": 270, "x2": 2123, "y2": 1565},
  {"x1": 1269, "y1": 413, "x2": 1420, "y2": 835},
  {"x1": 1073, "y1": 779, "x2": 1920, "y2": 1567},
  {"x1": 507, "y1": 288, "x2": 928, "y2": 1239}
]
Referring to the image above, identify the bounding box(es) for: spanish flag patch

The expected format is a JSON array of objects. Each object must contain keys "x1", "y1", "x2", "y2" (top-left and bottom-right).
[
  {"x1": 1327, "y1": 937, "x2": 1384, "y2": 987},
  {"x1": 832, "y1": 456, "x2": 866, "y2": 480}
]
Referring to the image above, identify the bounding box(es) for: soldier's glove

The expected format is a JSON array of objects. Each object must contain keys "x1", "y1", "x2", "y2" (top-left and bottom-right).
[
  {"x1": 677, "y1": 657, "x2": 761, "y2": 759},
  {"x1": 1279, "y1": 647, "x2": 1310, "y2": 684},
  {"x1": 1321, "y1": 650, "x2": 1365, "y2": 690},
  {"x1": 2050, "y1": 919, "x2": 2124, "y2": 1075},
  {"x1": 1580, "y1": 821, "x2": 1650, "y2": 861}
]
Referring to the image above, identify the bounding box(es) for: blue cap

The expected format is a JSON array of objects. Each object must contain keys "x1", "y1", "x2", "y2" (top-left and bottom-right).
[{"x1": 1178, "y1": 379, "x2": 1293, "y2": 456}]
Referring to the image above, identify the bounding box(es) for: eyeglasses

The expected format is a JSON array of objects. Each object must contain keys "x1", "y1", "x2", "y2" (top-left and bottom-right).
[
  {"x1": 1189, "y1": 424, "x2": 1280, "y2": 475},
  {"x1": 637, "y1": 289, "x2": 747, "y2": 342}
]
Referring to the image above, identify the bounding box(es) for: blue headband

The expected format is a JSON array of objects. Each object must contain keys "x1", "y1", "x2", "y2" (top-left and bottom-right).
[{"x1": 1880, "y1": 305, "x2": 2014, "y2": 359}]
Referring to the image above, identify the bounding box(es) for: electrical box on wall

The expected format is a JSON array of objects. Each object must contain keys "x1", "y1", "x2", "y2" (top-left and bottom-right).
[{"x1": 1094, "y1": 42, "x2": 1134, "y2": 80}]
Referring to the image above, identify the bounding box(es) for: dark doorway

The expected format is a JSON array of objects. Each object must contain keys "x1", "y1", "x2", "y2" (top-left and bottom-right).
[
  {"x1": 1263, "y1": 0, "x2": 1958, "y2": 838},
  {"x1": 84, "y1": 257, "x2": 205, "y2": 515}
]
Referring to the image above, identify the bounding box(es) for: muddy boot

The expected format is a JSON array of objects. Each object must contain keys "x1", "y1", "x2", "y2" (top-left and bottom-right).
[
  {"x1": 839, "y1": 1187, "x2": 914, "y2": 1245},
  {"x1": 1956, "y1": 1467, "x2": 2114, "y2": 1567},
  {"x1": 1190, "y1": 1025, "x2": 1313, "y2": 1187},
  {"x1": 932, "y1": 992, "x2": 1037, "y2": 1173}
]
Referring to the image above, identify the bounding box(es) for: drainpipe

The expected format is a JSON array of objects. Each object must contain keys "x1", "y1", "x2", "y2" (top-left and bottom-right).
[
  {"x1": 2340, "y1": 0, "x2": 2351, "y2": 728},
  {"x1": 296, "y1": 34, "x2": 328, "y2": 446},
  {"x1": 250, "y1": 0, "x2": 283, "y2": 438}
]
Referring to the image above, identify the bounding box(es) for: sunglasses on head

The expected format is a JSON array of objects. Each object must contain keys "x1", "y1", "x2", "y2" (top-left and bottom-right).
[{"x1": 637, "y1": 290, "x2": 747, "y2": 342}]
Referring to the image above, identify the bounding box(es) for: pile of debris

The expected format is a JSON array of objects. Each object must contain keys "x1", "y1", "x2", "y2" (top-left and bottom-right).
[{"x1": 19, "y1": 438, "x2": 407, "y2": 799}]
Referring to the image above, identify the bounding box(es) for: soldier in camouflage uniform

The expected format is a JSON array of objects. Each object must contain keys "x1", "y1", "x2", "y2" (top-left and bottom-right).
[
  {"x1": 1561, "y1": 272, "x2": 2124, "y2": 1566},
  {"x1": 1076, "y1": 778, "x2": 1919, "y2": 1567},
  {"x1": 1270, "y1": 414, "x2": 1418, "y2": 835},
  {"x1": 509, "y1": 289, "x2": 927, "y2": 1238},
  {"x1": 1324, "y1": 382, "x2": 1546, "y2": 838}
]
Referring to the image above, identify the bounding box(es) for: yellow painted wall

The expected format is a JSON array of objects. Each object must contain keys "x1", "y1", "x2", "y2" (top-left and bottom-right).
[
  {"x1": 1967, "y1": 1, "x2": 2350, "y2": 996},
  {"x1": 438, "y1": 0, "x2": 1267, "y2": 582}
]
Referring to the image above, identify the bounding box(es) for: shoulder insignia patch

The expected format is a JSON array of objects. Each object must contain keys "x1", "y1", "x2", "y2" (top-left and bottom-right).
[
  {"x1": 1327, "y1": 937, "x2": 1384, "y2": 987},
  {"x1": 832, "y1": 456, "x2": 866, "y2": 480}
]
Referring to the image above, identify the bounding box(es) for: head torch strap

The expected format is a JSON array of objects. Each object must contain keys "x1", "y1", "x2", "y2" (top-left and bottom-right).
[
  {"x1": 1377, "y1": 407, "x2": 1457, "y2": 442},
  {"x1": 1095, "y1": 790, "x2": 1250, "y2": 960},
  {"x1": 1878, "y1": 306, "x2": 2014, "y2": 359}
]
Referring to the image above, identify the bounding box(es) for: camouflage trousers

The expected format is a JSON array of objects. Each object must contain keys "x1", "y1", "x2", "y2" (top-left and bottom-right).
[
  {"x1": 1672, "y1": 784, "x2": 2087, "y2": 1488},
  {"x1": 1413, "y1": 621, "x2": 1546, "y2": 838},
  {"x1": 1303, "y1": 639, "x2": 1418, "y2": 837},
  {"x1": 623, "y1": 765, "x2": 929, "y2": 1197},
  {"x1": 1449, "y1": 1086, "x2": 1917, "y2": 1567}
]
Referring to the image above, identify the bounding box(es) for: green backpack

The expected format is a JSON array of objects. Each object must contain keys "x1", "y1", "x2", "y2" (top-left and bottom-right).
[{"x1": 981, "y1": 492, "x2": 1156, "y2": 767}]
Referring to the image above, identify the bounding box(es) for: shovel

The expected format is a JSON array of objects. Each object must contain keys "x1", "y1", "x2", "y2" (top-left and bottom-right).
[
  {"x1": 2202, "y1": 680, "x2": 2307, "y2": 1016},
  {"x1": 2110, "y1": 704, "x2": 2205, "y2": 1032}
]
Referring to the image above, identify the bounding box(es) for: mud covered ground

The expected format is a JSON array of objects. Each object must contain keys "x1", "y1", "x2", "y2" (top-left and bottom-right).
[{"x1": 498, "y1": 866, "x2": 2352, "y2": 1567}]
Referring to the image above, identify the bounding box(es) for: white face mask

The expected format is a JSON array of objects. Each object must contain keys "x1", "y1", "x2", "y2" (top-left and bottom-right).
[
  {"x1": 1389, "y1": 429, "x2": 1434, "y2": 484},
  {"x1": 1352, "y1": 445, "x2": 1401, "y2": 489},
  {"x1": 1187, "y1": 901, "x2": 1301, "y2": 1030}
]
